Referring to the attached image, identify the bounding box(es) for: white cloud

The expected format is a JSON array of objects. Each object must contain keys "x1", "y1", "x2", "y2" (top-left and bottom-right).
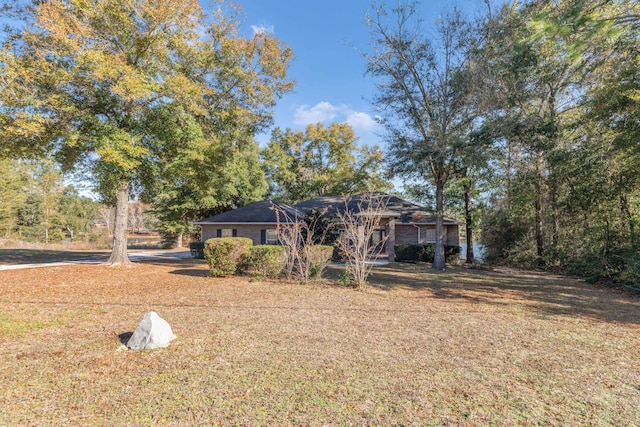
[
  {"x1": 345, "y1": 111, "x2": 379, "y2": 133},
  {"x1": 293, "y1": 102, "x2": 380, "y2": 134},
  {"x1": 293, "y1": 102, "x2": 341, "y2": 125},
  {"x1": 251, "y1": 24, "x2": 274, "y2": 36}
]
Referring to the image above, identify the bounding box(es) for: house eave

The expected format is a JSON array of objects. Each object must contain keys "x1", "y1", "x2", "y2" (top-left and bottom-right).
[{"x1": 194, "y1": 222, "x2": 280, "y2": 226}]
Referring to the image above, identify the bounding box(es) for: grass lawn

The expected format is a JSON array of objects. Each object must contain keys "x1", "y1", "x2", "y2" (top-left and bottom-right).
[{"x1": 0, "y1": 258, "x2": 639, "y2": 426}]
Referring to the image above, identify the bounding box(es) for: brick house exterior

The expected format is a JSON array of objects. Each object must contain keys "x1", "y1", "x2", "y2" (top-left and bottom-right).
[{"x1": 195, "y1": 193, "x2": 460, "y2": 261}]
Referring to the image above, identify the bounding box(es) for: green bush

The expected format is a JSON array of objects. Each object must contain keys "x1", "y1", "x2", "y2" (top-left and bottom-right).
[
  {"x1": 395, "y1": 244, "x2": 461, "y2": 264},
  {"x1": 204, "y1": 237, "x2": 253, "y2": 277},
  {"x1": 443, "y1": 245, "x2": 461, "y2": 264},
  {"x1": 189, "y1": 241, "x2": 205, "y2": 259},
  {"x1": 303, "y1": 245, "x2": 334, "y2": 280},
  {"x1": 249, "y1": 245, "x2": 286, "y2": 279},
  {"x1": 394, "y1": 244, "x2": 423, "y2": 262},
  {"x1": 421, "y1": 245, "x2": 436, "y2": 263},
  {"x1": 570, "y1": 246, "x2": 640, "y2": 291}
]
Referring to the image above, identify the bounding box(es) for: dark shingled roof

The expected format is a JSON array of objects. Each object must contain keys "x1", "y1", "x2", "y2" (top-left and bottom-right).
[
  {"x1": 195, "y1": 200, "x2": 304, "y2": 224},
  {"x1": 294, "y1": 192, "x2": 459, "y2": 224},
  {"x1": 195, "y1": 193, "x2": 459, "y2": 225}
]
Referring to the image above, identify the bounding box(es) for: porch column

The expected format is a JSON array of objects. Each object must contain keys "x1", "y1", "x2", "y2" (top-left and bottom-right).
[{"x1": 387, "y1": 218, "x2": 396, "y2": 262}]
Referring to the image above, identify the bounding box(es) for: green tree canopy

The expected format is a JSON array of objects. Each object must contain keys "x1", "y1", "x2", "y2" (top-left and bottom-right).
[
  {"x1": 262, "y1": 122, "x2": 391, "y2": 204},
  {"x1": 0, "y1": 0, "x2": 294, "y2": 263},
  {"x1": 364, "y1": 2, "x2": 482, "y2": 270}
]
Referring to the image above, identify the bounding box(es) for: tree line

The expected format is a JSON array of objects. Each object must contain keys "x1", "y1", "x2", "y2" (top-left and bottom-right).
[
  {"x1": 363, "y1": 0, "x2": 639, "y2": 284},
  {"x1": 1, "y1": 0, "x2": 638, "y2": 288},
  {"x1": 0, "y1": 158, "x2": 163, "y2": 245},
  {"x1": 0, "y1": 159, "x2": 97, "y2": 243}
]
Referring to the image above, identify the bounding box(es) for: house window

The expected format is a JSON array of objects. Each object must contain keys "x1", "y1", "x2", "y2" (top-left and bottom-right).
[
  {"x1": 424, "y1": 228, "x2": 436, "y2": 243},
  {"x1": 266, "y1": 229, "x2": 278, "y2": 245},
  {"x1": 371, "y1": 229, "x2": 385, "y2": 245},
  {"x1": 217, "y1": 228, "x2": 236, "y2": 238},
  {"x1": 261, "y1": 229, "x2": 279, "y2": 245}
]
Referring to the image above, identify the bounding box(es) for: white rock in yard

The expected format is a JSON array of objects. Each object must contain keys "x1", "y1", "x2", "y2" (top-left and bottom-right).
[{"x1": 126, "y1": 312, "x2": 176, "y2": 350}]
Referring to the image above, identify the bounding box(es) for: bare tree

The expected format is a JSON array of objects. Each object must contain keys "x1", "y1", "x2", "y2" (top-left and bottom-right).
[
  {"x1": 97, "y1": 205, "x2": 115, "y2": 236},
  {"x1": 335, "y1": 193, "x2": 389, "y2": 288},
  {"x1": 274, "y1": 207, "x2": 305, "y2": 280},
  {"x1": 273, "y1": 204, "x2": 334, "y2": 283}
]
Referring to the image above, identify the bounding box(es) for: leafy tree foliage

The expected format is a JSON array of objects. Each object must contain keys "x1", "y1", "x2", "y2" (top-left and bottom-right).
[
  {"x1": 144, "y1": 106, "x2": 268, "y2": 247},
  {"x1": 0, "y1": 160, "x2": 99, "y2": 243},
  {"x1": 0, "y1": 0, "x2": 293, "y2": 264},
  {"x1": 476, "y1": 0, "x2": 640, "y2": 287},
  {"x1": 364, "y1": 2, "x2": 482, "y2": 269},
  {"x1": 262, "y1": 122, "x2": 390, "y2": 203},
  {"x1": 59, "y1": 187, "x2": 99, "y2": 242},
  {"x1": 0, "y1": 159, "x2": 29, "y2": 237}
]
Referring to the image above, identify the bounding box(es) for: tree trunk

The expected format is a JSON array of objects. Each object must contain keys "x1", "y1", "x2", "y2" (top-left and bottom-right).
[
  {"x1": 620, "y1": 194, "x2": 635, "y2": 241},
  {"x1": 433, "y1": 179, "x2": 446, "y2": 270},
  {"x1": 176, "y1": 233, "x2": 183, "y2": 248},
  {"x1": 550, "y1": 182, "x2": 559, "y2": 252},
  {"x1": 534, "y1": 167, "x2": 544, "y2": 261},
  {"x1": 464, "y1": 185, "x2": 474, "y2": 264},
  {"x1": 107, "y1": 181, "x2": 131, "y2": 265}
]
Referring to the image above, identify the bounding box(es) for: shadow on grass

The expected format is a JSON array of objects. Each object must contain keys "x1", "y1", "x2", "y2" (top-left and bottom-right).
[
  {"x1": 327, "y1": 262, "x2": 640, "y2": 325},
  {"x1": 118, "y1": 332, "x2": 133, "y2": 346},
  {"x1": 132, "y1": 258, "x2": 210, "y2": 277},
  {"x1": 0, "y1": 249, "x2": 109, "y2": 265}
]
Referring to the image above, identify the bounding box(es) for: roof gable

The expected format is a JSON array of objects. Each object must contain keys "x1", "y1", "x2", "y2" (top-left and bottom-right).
[{"x1": 294, "y1": 192, "x2": 425, "y2": 216}]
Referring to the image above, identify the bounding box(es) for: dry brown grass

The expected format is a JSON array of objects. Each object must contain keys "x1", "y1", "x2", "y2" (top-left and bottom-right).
[{"x1": 0, "y1": 258, "x2": 639, "y2": 426}]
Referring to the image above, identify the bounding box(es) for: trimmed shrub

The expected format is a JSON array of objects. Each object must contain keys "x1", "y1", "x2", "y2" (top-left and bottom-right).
[
  {"x1": 303, "y1": 245, "x2": 334, "y2": 280},
  {"x1": 204, "y1": 237, "x2": 253, "y2": 277},
  {"x1": 394, "y1": 244, "x2": 422, "y2": 262},
  {"x1": 395, "y1": 244, "x2": 461, "y2": 264},
  {"x1": 189, "y1": 241, "x2": 205, "y2": 259},
  {"x1": 249, "y1": 245, "x2": 286, "y2": 279}
]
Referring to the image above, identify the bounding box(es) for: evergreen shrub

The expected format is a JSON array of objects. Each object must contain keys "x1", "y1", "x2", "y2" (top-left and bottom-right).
[
  {"x1": 249, "y1": 245, "x2": 286, "y2": 278},
  {"x1": 395, "y1": 244, "x2": 461, "y2": 264},
  {"x1": 394, "y1": 244, "x2": 422, "y2": 262},
  {"x1": 204, "y1": 237, "x2": 252, "y2": 277}
]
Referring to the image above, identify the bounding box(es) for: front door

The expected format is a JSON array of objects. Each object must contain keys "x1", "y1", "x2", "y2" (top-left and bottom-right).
[{"x1": 371, "y1": 229, "x2": 386, "y2": 254}]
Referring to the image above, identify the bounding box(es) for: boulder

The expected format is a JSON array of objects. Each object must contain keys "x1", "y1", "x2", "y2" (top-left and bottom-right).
[{"x1": 126, "y1": 311, "x2": 176, "y2": 350}]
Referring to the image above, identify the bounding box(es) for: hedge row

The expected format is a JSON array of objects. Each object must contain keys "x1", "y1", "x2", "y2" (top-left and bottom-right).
[
  {"x1": 395, "y1": 244, "x2": 460, "y2": 264},
  {"x1": 200, "y1": 238, "x2": 332, "y2": 280}
]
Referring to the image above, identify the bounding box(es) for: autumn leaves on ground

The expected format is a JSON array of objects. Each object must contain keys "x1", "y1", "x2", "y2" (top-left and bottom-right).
[{"x1": 1, "y1": 256, "x2": 639, "y2": 426}]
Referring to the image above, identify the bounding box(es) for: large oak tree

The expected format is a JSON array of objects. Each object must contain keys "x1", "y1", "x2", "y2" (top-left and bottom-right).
[{"x1": 0, "y1": 0, "x2": 293, "y2": 264}]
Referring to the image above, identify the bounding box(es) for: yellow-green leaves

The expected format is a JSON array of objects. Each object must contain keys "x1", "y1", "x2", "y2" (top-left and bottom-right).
[
  {"x1": 262, "y1": 122, "x2": 391, "y2": 203},
  {"x1": 95, "y1": 128, "x2": 147, "y2": 172},
  {"x1": 1, "y1": 0, "x2": 294, "y2": 172},
  {"x1": 1, "y1": 0, "x2": 294, "y2": 262}
]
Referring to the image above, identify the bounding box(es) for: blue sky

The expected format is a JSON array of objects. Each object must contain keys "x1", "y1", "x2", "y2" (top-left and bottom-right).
[{"x1": 229, "y1": 0, "x2": 495, "y2": 149}]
